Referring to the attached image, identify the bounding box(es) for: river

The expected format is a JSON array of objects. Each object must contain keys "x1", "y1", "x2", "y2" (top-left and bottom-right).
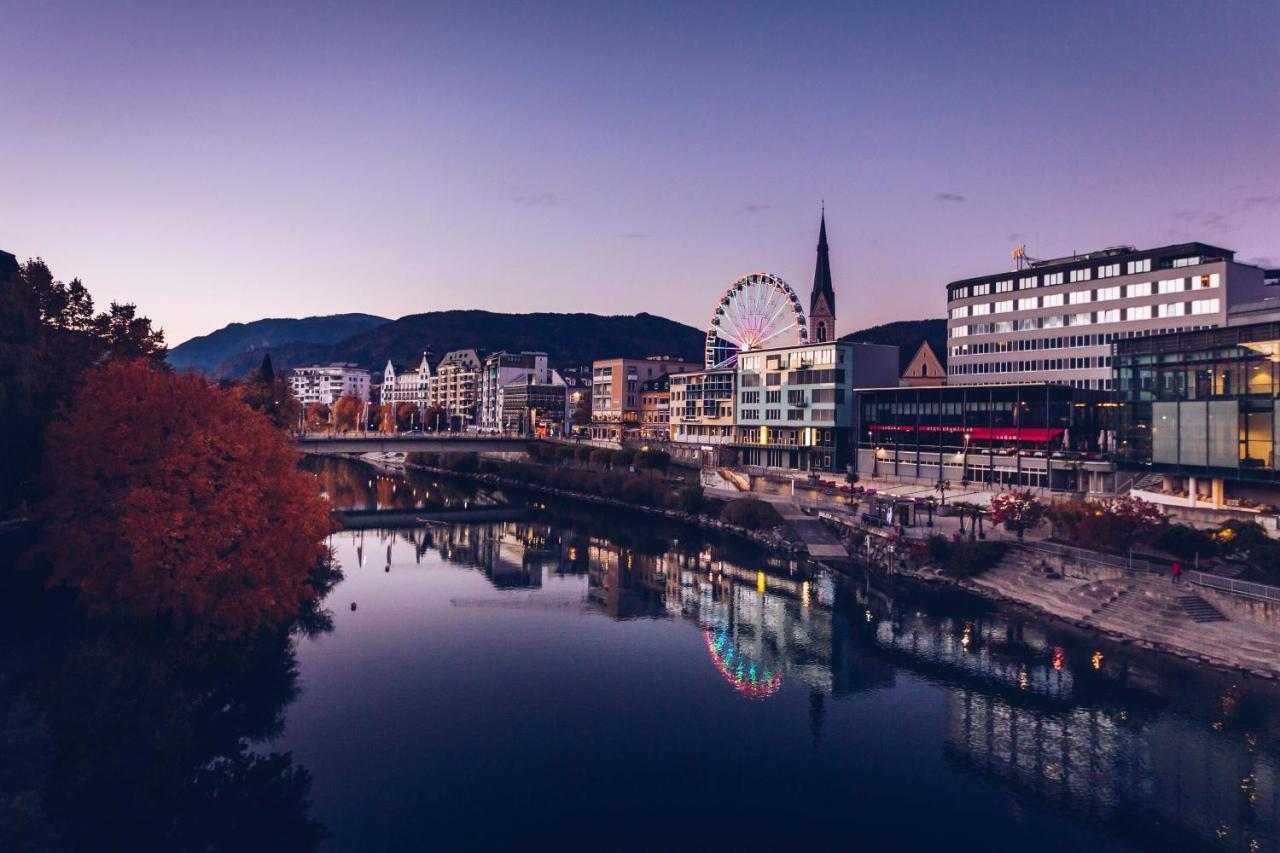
[{"x1": 263, "y1": 458, "x2": 1280, "y2": 851}]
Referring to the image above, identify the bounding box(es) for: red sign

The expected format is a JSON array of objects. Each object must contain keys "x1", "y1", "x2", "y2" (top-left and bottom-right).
[{"x1": 868, "y1": 424, "x2": 1064, "y2": 443}]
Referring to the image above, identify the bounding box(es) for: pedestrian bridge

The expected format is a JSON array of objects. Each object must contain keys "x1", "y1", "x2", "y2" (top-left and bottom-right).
[{"x1": 292, "y1": 433, "x2": 534, "y2": 455}]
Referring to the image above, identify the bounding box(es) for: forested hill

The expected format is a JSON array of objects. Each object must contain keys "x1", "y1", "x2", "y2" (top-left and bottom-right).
[
  {"x1": 169, "y1": 313, "x2": 391, "y2": 374},
  {"x1": 203, "y1": 310, "x2": 705, "y2": 378},
  {"x1": 841, "y1": 318, "x2": 946, "y2": 372}
]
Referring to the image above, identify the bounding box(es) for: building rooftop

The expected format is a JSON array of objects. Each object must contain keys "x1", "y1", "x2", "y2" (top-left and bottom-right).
[{"x1": 947, "y1": 241, "x2": 1238, "y2": 292}]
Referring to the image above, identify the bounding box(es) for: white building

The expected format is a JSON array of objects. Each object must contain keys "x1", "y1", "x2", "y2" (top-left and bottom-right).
[
  {"x1": 431, "y1": 349, "x2": 482, "y2": 429},
  {"x1": 478, "y1": 351, "x2": 550, "y2": 430},
  {"x1": 381, "y1": 353, "x2": 432, "y2": 412},
  {"x1": 946, "y1": 242, "x2": 1270, "y2": 391},
  {"x1": 289, "y1": 363, "x2": 371, "y2": 405}
]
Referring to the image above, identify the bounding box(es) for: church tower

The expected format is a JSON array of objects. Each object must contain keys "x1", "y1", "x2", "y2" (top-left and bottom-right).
[{"x1": 809, "y1": 210, "x2": 836, "y2": 343}]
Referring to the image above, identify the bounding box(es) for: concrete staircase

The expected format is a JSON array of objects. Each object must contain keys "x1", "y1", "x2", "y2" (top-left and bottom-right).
[{"x1": 1176, "y1": 595, "x2": 1227, "y2": 623}]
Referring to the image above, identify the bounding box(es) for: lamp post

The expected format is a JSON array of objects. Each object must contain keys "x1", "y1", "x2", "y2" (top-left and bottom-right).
[{"x1": 936, "y1": 478, "x2": 950, "y2": 506}]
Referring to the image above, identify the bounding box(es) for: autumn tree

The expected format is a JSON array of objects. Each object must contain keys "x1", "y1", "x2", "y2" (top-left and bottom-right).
[
  {"x1": 988, "y1": 491, "x2": 1048, "y2": 542},
  {"x1": 304, "y1": 403, "x2": 331, "y2": 431},
  {"x1": 237, "y1": 354, "x2": 301, "y2": 432},
  {"x1": 395, "y1": 402, "x2": 418, "y2": 431},
  {"x1": 332, "y1": 395, "x2": 363, "y2": 432},
  {"x1": 423, "y1": 404, "x2": 446, "y2": 432},
  {"x1": 37, "y1": 359, "x2": 332, "y2": 638}
]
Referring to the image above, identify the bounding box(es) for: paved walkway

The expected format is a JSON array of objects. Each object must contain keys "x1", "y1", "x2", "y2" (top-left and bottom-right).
[{"x1": 706, "y1": 486, "x2": 849, "y2": 560}]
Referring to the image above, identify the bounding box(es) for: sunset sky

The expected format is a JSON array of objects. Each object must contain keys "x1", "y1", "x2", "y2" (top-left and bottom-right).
[{"x1": 3, "y1": 0, "x2": 1278, "y2": 345}]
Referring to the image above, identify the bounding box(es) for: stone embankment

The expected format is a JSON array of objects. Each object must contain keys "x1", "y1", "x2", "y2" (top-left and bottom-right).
[{"x1": 879, "y1": 540, "x2": 1280, "y2": 680}]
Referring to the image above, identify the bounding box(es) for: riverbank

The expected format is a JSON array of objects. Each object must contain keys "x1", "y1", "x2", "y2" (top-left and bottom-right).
[{"x1": 846, "y1": 527, "x2": 1280, "y2": 682}]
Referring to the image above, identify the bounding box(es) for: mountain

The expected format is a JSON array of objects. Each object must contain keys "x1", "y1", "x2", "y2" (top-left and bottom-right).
[
  {"x1": 168, "y1": 313, "x2": 391, "y2": 375},
  {"x1": 210, "y1": 310, "x2": 706, "y2": 379},
  {"x1": 841, "y1": 318, "x2": 946, "y2": 372}
]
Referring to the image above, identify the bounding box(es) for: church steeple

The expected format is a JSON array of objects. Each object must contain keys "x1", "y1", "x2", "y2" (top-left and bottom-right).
[{"x1": 809, "y1": 208, "x2": 836, "y2": 342}]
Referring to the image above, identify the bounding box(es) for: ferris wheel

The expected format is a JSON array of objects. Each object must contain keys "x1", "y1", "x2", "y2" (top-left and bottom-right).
[{"x1": 705, "y1": 273, "x2": 808, "y2": 369}]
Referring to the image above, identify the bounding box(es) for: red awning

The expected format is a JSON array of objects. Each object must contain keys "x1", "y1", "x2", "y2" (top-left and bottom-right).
[{"x1": 868, "y1": 424, "x2": 1064, "y2": 443}]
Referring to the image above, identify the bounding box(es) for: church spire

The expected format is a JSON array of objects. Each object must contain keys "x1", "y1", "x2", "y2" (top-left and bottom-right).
[{"x1": 809, "y1": 208, "x2": 836, "y2": 342}]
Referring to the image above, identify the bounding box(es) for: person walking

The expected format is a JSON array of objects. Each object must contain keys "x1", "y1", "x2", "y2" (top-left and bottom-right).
[{"x1": 1171, "y1": 561, "x2": 1182, "y2": 585}]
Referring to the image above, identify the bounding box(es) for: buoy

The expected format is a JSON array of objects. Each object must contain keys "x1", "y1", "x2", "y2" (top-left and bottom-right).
[{"x1": 350, "y1": 602, "x2": 357, "y2": 611}]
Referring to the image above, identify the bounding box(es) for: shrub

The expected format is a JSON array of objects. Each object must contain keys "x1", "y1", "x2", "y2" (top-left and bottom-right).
[
  {"x1": 941, "y1": 541, "x2": 1006, "y2": 578},
  {"x1": 634, "y1": 449, "x2": 671, "y2": 475},
  {"x1": 1147, "y1": 522, "x2": 1217, "y2": 561},
  {"x1": 611, "y1": 448, "x2": 636, "y2": 469},
  {"x1": 588, "y1": 449, "x2": 612, "y2": 468},
  {"x1": 925, "y1": 532, "x2": 950, "y2": 565},
  {"x1": 574, "y1": 445, "x2": 593, "y2": 464},
  {"x1": 719, "y1": 498, "x2": 784, "y2": 530}
]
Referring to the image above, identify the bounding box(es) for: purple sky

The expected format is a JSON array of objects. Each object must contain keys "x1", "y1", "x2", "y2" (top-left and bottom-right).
[{"x1": 3, "y1": 1, "x2": 1278, "y2": 345}]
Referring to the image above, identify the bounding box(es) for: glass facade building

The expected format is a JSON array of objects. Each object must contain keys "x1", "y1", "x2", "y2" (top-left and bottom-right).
[
  {"x1": 855, "y1": 384, "x2": 1115, "y2": 491},
  {"x1": 1115, "y1": 322, "x2": 1280, "y2": 486}
]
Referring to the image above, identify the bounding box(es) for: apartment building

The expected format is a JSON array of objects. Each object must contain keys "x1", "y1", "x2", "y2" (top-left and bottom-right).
[
  {"x1": 669, "y1": 369, "x2": 736, "y2": 466},
  {"x1": 589, "y1": 356, "x2": 700, "y2": 442},
  {"x1": 289, "y1": 363, "x2": 371, "y2": 405},
  {"x1": 478, "y1": 351, "x2": 550, "y2": 430},
  {"x1": 381, "y1": 353, "x2": 432, "y2": 411},
  {"x1": 430, "y1": 349, "x2": 481, "y2": 429}
]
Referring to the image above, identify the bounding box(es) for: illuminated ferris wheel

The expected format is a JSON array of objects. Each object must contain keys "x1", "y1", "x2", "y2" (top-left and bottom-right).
[{"x1": 705, "y1": 273, "x2": 808, "y2": 369}]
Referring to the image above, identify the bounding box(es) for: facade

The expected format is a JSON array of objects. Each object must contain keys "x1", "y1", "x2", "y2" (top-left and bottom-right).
[
  {"x1": 497, "y1": 371, "x2": 571, "y2": 436},
  {"x1": 900, "y1": 341, "x2": 945, "y2": 387},
  {"x1": 589, "y1": 356, "x2": 700, "y2": 441},
  {"x1": 669, "y1": 369, "x2": 736, "y2": 466},
  {"x1": 430, "y1": 349, "x2": 481, "y2": 429},
  {"x1": 637, "y1": 375, "x2": 671, "y2": 441},
  {"x1": 1114, "y1": 320, "x2": 1280, "y2": 509},
  {"x1": 855, "y1": 383, "x2": 1116, "y2": 493},
  {"x1": 733, "y1": 341, "x2": 898, "y2": 472},
  {"x1": 809, "y1": 212, "x2": 837, "y2": 343},
  {"x1": 381, "y1": 353, "x2": 432, "y2": 412},
  {"x1": 946, "y1": 242, "x2": 1269, "y2": 391},
  {"x1": 478, "y1": 351, "x2": 550, "y2": 430},
  {"x1": 289, "y1": 363, "x2": 371, "y2": 405}
]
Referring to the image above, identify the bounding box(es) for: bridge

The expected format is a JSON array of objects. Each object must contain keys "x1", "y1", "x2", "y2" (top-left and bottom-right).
[{"x1": 292, "y1": 432, "x2": 537, "y2": 455}]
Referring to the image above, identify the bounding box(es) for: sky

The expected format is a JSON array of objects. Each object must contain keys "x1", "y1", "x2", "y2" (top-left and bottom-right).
[{"x1": 2, "y1": 0, "x2": 1278, "y2": 346}]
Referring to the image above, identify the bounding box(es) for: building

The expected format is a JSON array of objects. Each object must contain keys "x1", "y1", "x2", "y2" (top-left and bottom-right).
[
  {"x1": 381, "y1": 353, "x2": 432, "y2": 412},
  {"x1": 590, "y1": 356, "x2": 700, "y2": 441},
  {"x1": 854, "y1": 383, "x2": 1117, "y2": 493},
  {"x1": 1114, "y1": 318, "x2": 1280, "y2": 511},
  {"x1": 900, "y1": 341, "x2": 945, "y2": 387},
  {"x1": 946, "y1": 242, "x2": 1270, "y2": 391},
  {"x1": 498, "y1": 372, "x2": 571, "y2": 436},
  {"x1": 478, "y1": 351, "x2": 550, "y2": 431},
  {"x1": 430, "y1": 349, "x2": 481, "y2": 430},
  {"x1": 809, "y1": 211, "x2": 837, "y2": 343},
  {"x1": 669, "y1": 369, "x2": 736, "y2": 466},
  {"x1": 289, "y1": 363, "x2": 371, "y2": 405},
  {"x1": 733, "y1": 340, "x2": 898, "y2": 472},
  {"x1": 637, "y1": 375, "x2": 671, "y2": 441}
]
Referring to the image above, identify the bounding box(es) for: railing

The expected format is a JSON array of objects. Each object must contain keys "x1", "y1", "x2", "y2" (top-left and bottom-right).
[{"x1": 1188, "y1": 572, "x2": 1280, "y2": 604}]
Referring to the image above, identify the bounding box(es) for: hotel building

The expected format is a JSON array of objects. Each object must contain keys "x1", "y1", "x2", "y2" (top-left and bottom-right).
[
  {"x1": 669, "y1": 369, "x2": 736, "y2": 466},
  {"x1": 289, "y1": 363, "x2": 371, "y2": 405},
  {"x1": 589, "y1": 356, "x2": 700, "y2": 442},
  {"x1": 946, "y1": 242, "x2": 1270, "y2": 391}
]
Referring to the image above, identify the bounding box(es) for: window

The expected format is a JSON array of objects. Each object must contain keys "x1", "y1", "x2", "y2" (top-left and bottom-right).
[
  {"x1": 1042, "y1": 293, "x2": 1064, "y2": 307},
  {"x1": 1069, "y1": 268, "x2": 1091, "y2": 282},
  {"x1": 1096, "y1": 286, "x2": 1121, "y2": 301},
  {"x1": 1071, "y1": 313, "x2": 1092, "y2": 326},
  {"x1": 1098, "y1": 263, "x2": 1120, "y2": 278},
  {"x1": 764, "y1": 409, "x2": 781, "y2": 420},
  {"x1": 1069, "y1": 290, "x2": 1092, "y2": 305},
  {"x1": 951, "y1": 286, "x2": 969, "y2": 300},
  {"x1": 973, "y1": 283, "x2": 991, "y2": 296},
  {"x1": 1098, "y1": 309, "x2": 1120, "y2": 323},
  {"x1": 765, "y1": 390, "x2": 781, "y2": 403},
  {"x1": 1043, "y1": 315, "x2": 1064, "y2": 328},
  {"x1": 1126, "y1": 282, "x2": 1151, "y2": 298},
  {"x1": 1016, "y1": 318, "x2": 1038, "y2": 331},
  {"x1": 1127, "y1": 258, "x2": 1151, "y2": 274},
  {"x1": 995, "y1": 279, "x2": 1014, "y2": 293},
  {"x1": 1128, "y1": 305, "x2": 1152, "y2": 321},
  {"x1": 1172, "y1": 256, "x2": 1201, "y2": 268},
  {"x1": 740, "y1": 409, "x2": 759, "y2": 420},
  {"x1": 994, "y1": 300, "x2": 1013, "y2": 313},
  {"x1": 1197, "y1": 273, "x2": 1220, "y2": 289},
  {"x1": 1157, "y1": 302, "x2": 1185, "y2": 318},
  {"x1": 1158, "y1": 278, "x2": 1184, "y2": 294},
  {"x1": 972, "y1": 303, "x2": 990, "y2": 316},
  {"x1": 1190, "y1": 298, "x2": 1220, "y2": 315},
  {"x1": 1042, "y1": 272, "x2": 1063, "y2": 286},
  {"x1": 950, "y1": 325, "x2": 969, "y2": 338},
  {"x1": 1017, "y1": 276, "x2": 1036, "y2": 289},
  {"x1": 1017, "y1": 297, "x2": 1037, "y2": 310},
  {"x1": 741, "y1": 391, "x2": 760, "y2": 404},
  {"x1": 950, "y1": 306, "x2": 969, "y2": 319}
]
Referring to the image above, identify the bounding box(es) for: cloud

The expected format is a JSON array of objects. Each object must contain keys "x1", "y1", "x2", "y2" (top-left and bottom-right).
[
  {"x1": 512, "y1": 192, "x2": 558, "y2": 207},
  {"x1": 742, "y1": 203, "x2": 771, "y2": 214},
  {"x1": 935, "y1": 192, "x2": 965, "y2": 203},
  {"x1": 1169, "y1": 194, "x2": 1280, "y2": 236},
  {"x1": 1244, "y1": 195, "x2": 1280, "y2": 209}
]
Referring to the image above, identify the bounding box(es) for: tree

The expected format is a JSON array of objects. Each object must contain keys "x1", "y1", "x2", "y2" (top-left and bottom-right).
[
  {"x1": 36, "y1": 359, "x2": 333, "y2": 638},
  {"x1": 634, "y1": 448, "x2": 671, "y2": 477},
  {"x1": 237, "y1": 364, "x2": 301, "y2": 432},
  {"x1": 395, "y1": 402, "x2": 418, "y2": 431},
  {"x1": 332, "y1": 395, "x2": 362, "y2": 432},
  {"x1": 423, "y1": 405, "x2": 446, "y2": 432},
  {"x1": 90, "y1": 301, "x2": 166, "y2": 361},
  {"x1": 259, "y1": 352, "x2": 275, "y2": 383},
  {"x1": 988, "y1": 491, "x2": 1048, "y2": 542},
  {"x1": 571, "y1": 392, "x2": 592, "y2": 429},
  {"x1": 304, "y1": 403, "x2": 330, "y2": 431}
]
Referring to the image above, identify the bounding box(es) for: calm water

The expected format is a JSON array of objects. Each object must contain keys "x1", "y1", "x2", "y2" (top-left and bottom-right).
[
  {"x1": 6, "y1": 459, "x2": 1279, "y2": 851},
  {"x1": 272, "y1": 460, "x2": 1280, "y2": 852}
]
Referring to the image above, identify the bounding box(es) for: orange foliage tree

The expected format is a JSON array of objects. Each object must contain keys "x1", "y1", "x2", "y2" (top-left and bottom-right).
[
  {"x1": 37, "y1": 359, "x2": 333, "y2": 638},
  {"x1": 332, "y1": 395, "x2": 362, "y2": 432},
  {"x1": 394, "y1": 402, "x2": 418, "y2": 431}
]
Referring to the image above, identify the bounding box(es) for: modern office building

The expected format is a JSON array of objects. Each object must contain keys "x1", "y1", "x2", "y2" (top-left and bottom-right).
[
  {"x1": 478, "y1": 351, "x2": 550, "y2": 430},
  {"x1": 669, "y1": 369, "x2": 736, "y2": 466},
  {"x1": 732, "y1": 340, "x2": 898, "y2": 472},
  {"x1": 854, "y1": 383, "x2": 1117, "y2": 493},
  {"x1": 946, "y1": 242, "x2": 1271, "y2": 391},
  {"x1": 589, "y1": 356, "x2": 700, "y2": 441},
  {"x1": 380, "y1": 353, "x2": 432, "y2": 412},
  {"x1": 497, "y1": 372, "x2": 570, "y2": 436},
  {"x1": 1114, "y1": 318, "x2": 1280, "y2": 510},
  {"x1": 289, "y1": 363, "x2": 371, "y2": 405},
  {"x1": 430, "y1": 349, "x2": 481, "y2": 429}
]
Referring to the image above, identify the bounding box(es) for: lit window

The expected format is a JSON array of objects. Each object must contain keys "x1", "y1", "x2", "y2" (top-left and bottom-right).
[
  {"x1": 995, "y1": 279, "x2": 1014, "y2": 293},
  {"x1": 1125, "y1": 282, "x2": 1151, "y2": 298},
  {"x1": 973, "y1": 283, "x2": 991, "y2": 296},
  {"x1": 1017, "y1": 297, "x2": 1037, "y2": 310},
  {"x1": 972, "y1": 303, "x2": 990, "y2": 316},
  {"x1": 1042, "y1": 272, "x2": 1063, "y2": 286},
  {"x1": 950, "y1": 306, "x2": 969, "y2": 319},
  {"x1": 1097, "y1": 309, "x2": 1120, "y2": 323},
  {"x1": 1097, "y1": 264, "x2": 1120, "y2": 278},
  {"x1": 1158, "y1": 278, "x2": 1184, "y2": 294},
  {"x1": 1096, "y1": 286, "x2": 1121, "y2": 301},
  {"x1": 1069, "y1": 290, "x2": 1092, "y2": 305},
  {"x1": 1126, "y1": 258, "x2": 1151, "y2": 274},
  {"x1": 994, "y1": 300, "x2": 1013, "y2": 313},
  {"x1": 1071, "y1": 313, "x2": 1092, "y2": 326},
  {"x1": 1190, "y1": 298, "x2": 1220, "y2": 315},
  {"x1": 1042, "y1": 293, "x2": 1064, "y2": 307},
  {"x1": 1069, "y1": 268, "x2": 1091, "y2": 283},
  {"x1": 1157, "y1": 302, "x2": 1185, "y2": 318},
  {"x1": 1017, "y1": 276, "x2": 1036, "y2": 289},
  {"x1": 1128, "y1": 305, "x2": 1152, "y2": 321}
]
